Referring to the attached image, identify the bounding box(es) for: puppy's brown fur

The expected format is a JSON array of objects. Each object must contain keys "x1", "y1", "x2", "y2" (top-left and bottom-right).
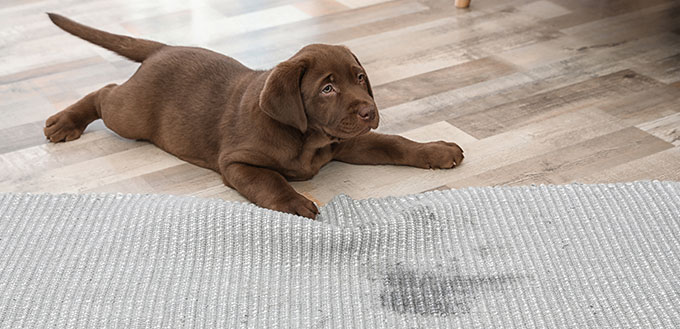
[{"x1": 44, "y1": 13, "x2": 464, "y2": 219}]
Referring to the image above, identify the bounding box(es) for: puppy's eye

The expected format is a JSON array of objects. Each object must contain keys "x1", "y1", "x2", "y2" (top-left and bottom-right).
[
  {"x1": 321, "y1": 84, "x2": 333, "y2": 93},
  {"x1": 358, "y1": 73, "x2": 365, "y2": 82}
]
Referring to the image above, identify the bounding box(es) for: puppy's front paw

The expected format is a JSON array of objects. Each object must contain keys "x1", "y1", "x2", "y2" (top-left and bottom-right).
[
  {"x1": 271, "y1": 193, "x2": 319, "y2": 219},
  {"x1": 411, "y1": 141, "x2": 464, "y2": 169},
  {"x1": 44, "y1": 111, "x2": 86, "y2": 143}
]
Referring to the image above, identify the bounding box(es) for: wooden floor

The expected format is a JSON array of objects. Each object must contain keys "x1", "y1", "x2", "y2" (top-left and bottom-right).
[{"x1": 1, "y1": 0, "x2": 679, "y2": 205}]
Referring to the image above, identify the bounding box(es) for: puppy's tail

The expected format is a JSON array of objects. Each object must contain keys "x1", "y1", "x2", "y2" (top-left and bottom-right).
[{"x1": 47, "y1": 13, "x2": 165, "y2": 63}]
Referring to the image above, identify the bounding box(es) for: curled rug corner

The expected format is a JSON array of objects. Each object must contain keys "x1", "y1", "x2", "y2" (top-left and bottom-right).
[{"x1": 1, "y1": 181, "x2": 679, "y2": 328}]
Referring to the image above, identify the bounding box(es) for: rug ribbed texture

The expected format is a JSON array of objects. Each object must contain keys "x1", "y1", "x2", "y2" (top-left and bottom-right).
[{"x1": 1, "y1": 181, "x2": 679, "y2": 328}]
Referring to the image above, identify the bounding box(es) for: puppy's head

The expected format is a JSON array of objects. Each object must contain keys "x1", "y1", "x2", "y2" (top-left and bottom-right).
[{"x1": 259, "y1": 44, "x2": 378, "y2": 140}]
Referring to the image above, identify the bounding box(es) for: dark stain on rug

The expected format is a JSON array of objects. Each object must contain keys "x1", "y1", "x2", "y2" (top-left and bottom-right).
[{"x1": 380, "y1": 267, "x2": 526, "y2": 316}]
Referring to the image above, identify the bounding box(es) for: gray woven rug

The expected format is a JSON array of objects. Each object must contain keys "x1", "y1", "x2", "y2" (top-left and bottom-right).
[{"x1": 1, "y1": 181, "x2": 679, "y2": 328}]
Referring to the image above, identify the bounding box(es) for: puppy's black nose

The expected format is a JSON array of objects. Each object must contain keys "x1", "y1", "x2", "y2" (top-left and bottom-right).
[{"x1": 357, "y1": 106, "x2": 375, "y2": 121}]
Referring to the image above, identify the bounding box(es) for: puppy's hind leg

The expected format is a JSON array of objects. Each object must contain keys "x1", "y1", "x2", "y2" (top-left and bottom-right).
[{"x1": 44, "y1": 83, "x2": 117, "y2": 142}]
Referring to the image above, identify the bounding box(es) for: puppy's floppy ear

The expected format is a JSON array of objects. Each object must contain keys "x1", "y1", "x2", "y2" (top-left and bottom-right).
[
  {"x1": 347, "y1": 49, "x2": 373, "y2": 98},
  {"x1": 259, "y1": 59, "x2": 308, "y2": 133}
]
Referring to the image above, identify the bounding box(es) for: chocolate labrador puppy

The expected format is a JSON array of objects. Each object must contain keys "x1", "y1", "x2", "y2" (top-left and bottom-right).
[{"x1": 44, "y1": 13, "x2": 464, "y2": 219}]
